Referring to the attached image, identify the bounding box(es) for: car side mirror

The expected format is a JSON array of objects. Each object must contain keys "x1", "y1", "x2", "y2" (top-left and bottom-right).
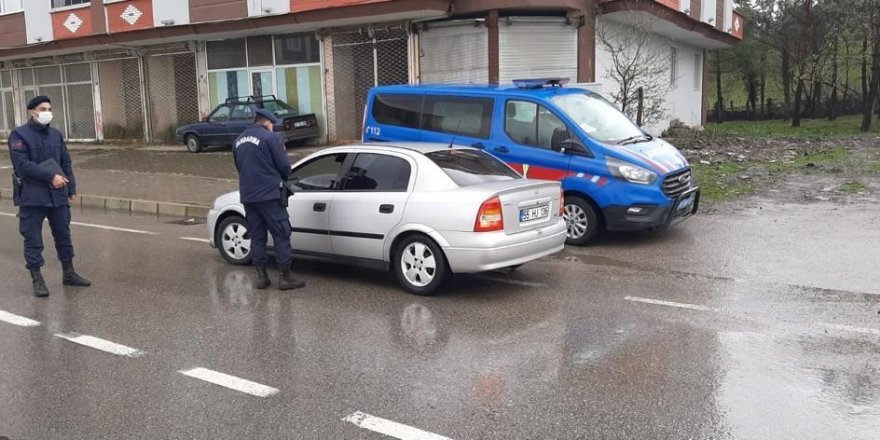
[{"x1": 284, "y1": 180, "x2": 303, "y2": 194}]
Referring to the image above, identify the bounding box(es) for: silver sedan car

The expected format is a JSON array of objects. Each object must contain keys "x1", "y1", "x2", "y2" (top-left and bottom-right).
[{"x1": 207, "y1": 143, "x2": 566, "y2": 295}]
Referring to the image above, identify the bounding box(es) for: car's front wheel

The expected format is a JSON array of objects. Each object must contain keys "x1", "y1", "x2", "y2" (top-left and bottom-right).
[
  {"x1": 564, "y1": 196, "x2": 599, "y2": 246},
  {"x1": 393, "y1": 234, "x2": 448, "y2": 296},
  {"x1": 217, "y1": 216, "x2": 252, "y2": 265},
  {"x1": 185, "y1": 134, "x2": 203, "y2": 153}
]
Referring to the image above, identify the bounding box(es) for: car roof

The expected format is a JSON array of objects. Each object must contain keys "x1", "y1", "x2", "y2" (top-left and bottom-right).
[
  {"x1": 370, "y1": 83, "x2": 595, "y2": 99},
  {"x1": 318, "y1": 142, "x2": 478, "y2": 155}
]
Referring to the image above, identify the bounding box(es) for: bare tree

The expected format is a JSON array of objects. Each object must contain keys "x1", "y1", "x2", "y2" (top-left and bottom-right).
[
  {"x1": 861, "y1": 0, "x2": 880, "y2": 131},
  {"x1": 596, "y1": 11, "x2": 671, "y2": 127}
]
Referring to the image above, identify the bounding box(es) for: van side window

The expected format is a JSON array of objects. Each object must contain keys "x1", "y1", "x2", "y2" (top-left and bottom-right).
[
  {"x1": 505, "y1": 100, "x2": 566, "y2": 149},
  {"x1": 373, "y1": 94, "x2": 422, "y2": 129},
  {"x1": 422, "y1": 96, "x2": 493, "y2": 139}
]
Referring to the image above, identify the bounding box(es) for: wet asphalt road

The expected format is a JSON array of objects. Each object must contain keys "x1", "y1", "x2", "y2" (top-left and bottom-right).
[{"x1": 0, "y1": 198, "x2": 878, "y2": 440}]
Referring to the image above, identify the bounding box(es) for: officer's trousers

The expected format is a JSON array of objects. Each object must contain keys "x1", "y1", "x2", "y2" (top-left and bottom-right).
[
  {"x1": 19, "y1": 205, "x2": 74, "y2": 270},
  {"x1": 243, "y1": 200, "x2": 292, "y2": 268}
]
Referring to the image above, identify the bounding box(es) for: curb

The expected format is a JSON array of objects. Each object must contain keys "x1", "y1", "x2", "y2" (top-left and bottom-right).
[{"x1": 0, "y1": 187, "x2": 209, "y2": 219}]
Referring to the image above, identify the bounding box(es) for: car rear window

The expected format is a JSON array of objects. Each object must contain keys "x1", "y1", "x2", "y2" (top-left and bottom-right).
[{"x1": 426, "y1": 149, "x2": 522, "y2": 187}]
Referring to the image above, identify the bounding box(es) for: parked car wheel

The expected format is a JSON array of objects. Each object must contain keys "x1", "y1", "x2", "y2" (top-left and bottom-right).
[
  {"x1": 217, "y1": 216, "x2": 252, "y2": 265},
  {"x1": 185, "y1": 134, "x2": 203, "y2": 153},
  {"x1": 393, "y1": 234, "x2": 449, "y2": 296},
  {"x1": 564, "y1": 196, "x2": 599, "y2": 246}
]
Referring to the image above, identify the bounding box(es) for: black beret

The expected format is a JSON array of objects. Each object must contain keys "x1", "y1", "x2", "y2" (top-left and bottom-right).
[{"x1": 27, "y1": 95, "x2": 51, "y2": 110}]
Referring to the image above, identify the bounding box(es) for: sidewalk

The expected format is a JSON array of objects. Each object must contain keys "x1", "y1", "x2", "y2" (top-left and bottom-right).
[{"x1": 0, "y1": 143, "x2": 323, "y2": 218}]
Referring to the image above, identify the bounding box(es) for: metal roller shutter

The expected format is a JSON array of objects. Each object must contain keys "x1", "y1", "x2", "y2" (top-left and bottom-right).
[
  {"x1": 419, "y1": 21, "x2": 488, "y2": 84},
  {"x1": 499, "y1": 18, "x2": 578, "y2": 84}
]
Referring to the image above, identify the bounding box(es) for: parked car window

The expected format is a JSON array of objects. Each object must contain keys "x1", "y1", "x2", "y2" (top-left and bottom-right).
[
  {"x1": 289, "y1": 153, "x2": 347, "y2": 191},
  {"x1": 505, "y1": 100, "x2": 566, "y2": 149},
  {"x1": 342, "y1": 154, "x2": 411, "y2": 192},
  {"x1": 210, "y1": 106, "x2": 231, "y2": 122},
  {"x1": 426, "y1": 149, "x2": 522, "y2": 187},
  {"x1": 231, "y1": 104, "x2": 254, "y2": 120},
  {"x1": 422, "y1": 95, "x2": 493, "y2": 139},
  {"x1": 373, "y1": 94, "x2": 422, "y2": 129},
  {"x1": 260, "y1": 100, "x2": 296, "y2": 116}
]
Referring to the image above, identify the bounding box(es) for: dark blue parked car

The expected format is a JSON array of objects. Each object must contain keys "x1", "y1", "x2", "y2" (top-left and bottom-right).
[{"x1": 176, "y1": 96, "x2": 319, "y2": 153}]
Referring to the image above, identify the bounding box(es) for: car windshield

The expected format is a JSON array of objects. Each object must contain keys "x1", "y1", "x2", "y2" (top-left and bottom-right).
[
  {"x1": 260, "y1": 100, "x2": 296, "y2": 116},
  {"x1": 552, "y1": 93, "x2": 644, "y2": 143},
  {"x1": 426, "y1": 149, "x2": 522, "y2": 186}
]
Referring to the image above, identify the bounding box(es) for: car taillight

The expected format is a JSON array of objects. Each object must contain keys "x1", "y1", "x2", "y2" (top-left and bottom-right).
[
  {"x1": 559, "y1": 188, "x2": 564, "y2": 216},
  {"x1": 474, "y1": 196, "x2": 503, "y2": 232}
]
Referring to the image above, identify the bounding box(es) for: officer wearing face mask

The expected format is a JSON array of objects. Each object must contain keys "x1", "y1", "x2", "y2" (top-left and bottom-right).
[{"x1": 7, "y1": 96, "x2": 90, "y2": 298}]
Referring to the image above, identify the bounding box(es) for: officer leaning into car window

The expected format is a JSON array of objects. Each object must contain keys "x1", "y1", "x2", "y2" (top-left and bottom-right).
[
  {"x1": 233, "y1": 108, "x2": 306, "y2": 291},
  {"x1": 7, "y1": 96, "x2": 91, "y2": 298}
]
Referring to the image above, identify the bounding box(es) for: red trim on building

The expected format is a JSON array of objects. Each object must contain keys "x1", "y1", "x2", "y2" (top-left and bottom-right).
[
  {"x1": 51, "y1": 7, "x2": 94, "y2": 41},
  {"x1": 0, "y1": 12, "x2": 26, "y2": 48},
  {"x1": 730, "y1": 10, "x2": 744, "y2": 40},
  {"x1": 292, "y1": 0, "x2": 394, "y2": 13},
  {"x1": 107, "y1": 0, "x2": 155, "y2": 33}
]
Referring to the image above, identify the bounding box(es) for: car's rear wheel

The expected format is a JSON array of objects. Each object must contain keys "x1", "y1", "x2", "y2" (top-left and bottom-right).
[
  {"x1": 393, "y1": 235, "x2": 448, "y2": 296},
  {"x1": 564, "y1": 196, "x2": 599, "y2": 246},
  {"x1": 217, "y1": 216, "x2": 252, "y2": 265},
  {"x1": 185, "y1": 134, "x2": 203, "y2": 153}
]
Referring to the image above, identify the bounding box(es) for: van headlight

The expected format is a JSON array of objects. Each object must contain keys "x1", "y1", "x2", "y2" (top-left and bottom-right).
[{"x1": 607, "y1": 157, "x2": 657, "y2": 185}]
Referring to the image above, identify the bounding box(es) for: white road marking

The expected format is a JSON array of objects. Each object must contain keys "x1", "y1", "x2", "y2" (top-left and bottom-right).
[
  {"x1": 70, "y1": 221, "x2": 157, "y2": 235},
  {"x1": 180, "y1": 236, "x2": 210, "y2": 244},
  {"x1": 0, "y1": 165, "x2": 11, "y2": 169},
  {"x1": 0, "y1": 310, "x2": 41, "y2": 327},
  {"x1": 1, "y1": 212, "x2": 157, "y2": 235},
  {"x1": 343, "y1": 411, "x2": 453, "y2": 440},
  {"x1": 818, "y1": 323, "x2": 880, "y2": 336},
  {"x1": 624, "y1": 296, "x2": 716, "y2": 312},
  {"x1": 179, "y1": 367, "x2": 279, "y2": 397},
  {"x1": 477, "y1": 275, "x2": 546, "y2": 288},
  {"x1": 54, "y1": 333, "x2": 145, "y2": 357}
]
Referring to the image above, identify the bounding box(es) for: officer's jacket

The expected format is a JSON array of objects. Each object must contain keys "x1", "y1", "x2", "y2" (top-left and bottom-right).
[
  {"x1": 233, "y1": 124, "x2": 292, "y2": 204},
  {"x1": 8, "y1": 121, "x2": 76, "y2": 207}
]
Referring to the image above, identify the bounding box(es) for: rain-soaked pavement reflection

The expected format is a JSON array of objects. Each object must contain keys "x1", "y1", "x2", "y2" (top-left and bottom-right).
[{"x1": 0, "y1": 198, "x2": 878, "y2": 439}]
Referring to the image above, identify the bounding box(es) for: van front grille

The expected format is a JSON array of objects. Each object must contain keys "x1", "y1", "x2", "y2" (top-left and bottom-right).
[{"x1": 662, "y1": 169, "x2": 693, "y2": 198}]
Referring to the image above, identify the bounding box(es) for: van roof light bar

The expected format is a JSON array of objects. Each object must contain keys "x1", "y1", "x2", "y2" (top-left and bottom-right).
[{"x1": 512, "y1": 78, "x2": 570, "y2": 89}]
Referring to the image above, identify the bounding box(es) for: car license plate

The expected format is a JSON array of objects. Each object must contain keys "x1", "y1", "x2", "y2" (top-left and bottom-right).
[
  {"x1": 293, "y1": 121, "x2": 309, "y2": 128},
  {"x1": 520, "y1": 205, "x2": 550, "y2": 223},
  {"x1": 677, "y1": 194, "x2": 695, "y2": 213}
]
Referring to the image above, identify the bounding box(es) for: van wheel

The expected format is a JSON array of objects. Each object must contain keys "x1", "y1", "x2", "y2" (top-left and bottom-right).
[
  {"x1": 564, "y1": 196, "x2": 599, "y2": 245},
  {"x1": 185, "y1": 134, "x2": 203, "y2": 153},
  {"x1": 393, "y1": 235, "x2": 448, "y2": 296}
]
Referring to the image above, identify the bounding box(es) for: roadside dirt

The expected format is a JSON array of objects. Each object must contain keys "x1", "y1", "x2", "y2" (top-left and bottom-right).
[{"x1": 665, "y1": 132, "x2": 880, "y2": 209}]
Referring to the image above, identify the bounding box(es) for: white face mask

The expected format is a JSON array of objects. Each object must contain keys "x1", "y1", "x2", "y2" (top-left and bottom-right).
[{"x1": 35, "y1": 111, "x2": 53, "y2": 126}]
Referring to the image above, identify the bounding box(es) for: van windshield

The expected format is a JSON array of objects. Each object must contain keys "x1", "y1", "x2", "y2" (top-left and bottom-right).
[{"x1": 552, "y1": 93, "x2": 644, "y2": 144}]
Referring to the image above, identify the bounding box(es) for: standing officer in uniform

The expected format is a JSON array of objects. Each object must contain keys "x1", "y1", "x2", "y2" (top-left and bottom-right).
[
  {"x1": 8, "y1": 96, "x2": 91, "y2": 298},
  {"x1": 233, "y1": 108, "x2": 305, "y2": 291}
]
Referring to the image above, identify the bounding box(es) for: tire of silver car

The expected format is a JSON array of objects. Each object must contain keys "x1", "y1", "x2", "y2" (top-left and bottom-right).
[
  {"x1": 393, "y1": 234, "x2": 449, "y2": 296},
  {"x1": 564, "y1": 196, "x2": 599, "y2": 246},
  {"x1": 217, "y1": 216, "x2": 253, "y2": 265},
  {"x1": 185, "y1": 134, "x2": 203, "y2": 153}
]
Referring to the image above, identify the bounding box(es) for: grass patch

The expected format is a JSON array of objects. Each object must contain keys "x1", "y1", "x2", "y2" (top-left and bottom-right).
[
  {"x1": 871, "y1": 163, "x2": 880, "y2": 173},
  {"x1": 691, "y1": 161, "x2": 755, "y2": 201},
  {"x1": 841, "y1": 181, "x2": 867, "y2": 193},
  {"x1": 771, "y1": 147, "x2": 850, "y2": 170},
  {"x1": 706, "y1": 115, "x2": 880, "y2": 138}
]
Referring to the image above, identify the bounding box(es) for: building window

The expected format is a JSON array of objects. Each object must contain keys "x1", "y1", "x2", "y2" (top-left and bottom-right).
[
  {"x1": 274, "y1": 33, "x2": 320, "y2": 65},
  {"x1": 52, "y1": 0, "x2": 89, "y2": 8},
  {"x1": 694, "y1": 53, "x2": 702, "y2": 91},
  {"x1": 207, "y1": 39, "x2": 247, "y2": 70},
  {"x1": 1, "y1": 0, "x2": 23, "y2": 14},
  {"x1": 670, "y1": 47, "x2": 678, "y2": 88}
]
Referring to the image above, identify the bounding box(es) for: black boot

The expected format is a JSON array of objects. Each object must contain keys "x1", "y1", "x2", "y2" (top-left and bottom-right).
[
  {"x1": 62, "y1": 261, "x2": 91, "y2": 287},
  {"x1": 30, "y1": 268, "x2": 49, "y2": 298},
  {"x1": 278, "y1": 265, "x2": 305, "y2": 291},
  {"x1": 254, "y1": 266, "x2": 270, "y2": 290}
]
